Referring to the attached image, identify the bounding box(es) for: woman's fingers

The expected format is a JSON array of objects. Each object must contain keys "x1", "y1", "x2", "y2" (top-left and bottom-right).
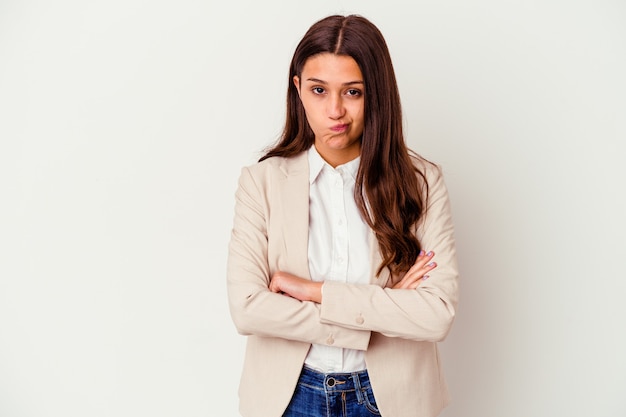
[
  {"x1": 407, "y1": 250, "x2": 434, "y2": 273},
  {"x1": 393, "y1": 250, "x2": 437, "y2": 289}
]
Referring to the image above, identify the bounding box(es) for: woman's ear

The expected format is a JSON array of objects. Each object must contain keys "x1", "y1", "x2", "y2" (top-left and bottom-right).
[{"x1": 293, "y1": 75, "x2": 301, "y2": 96}]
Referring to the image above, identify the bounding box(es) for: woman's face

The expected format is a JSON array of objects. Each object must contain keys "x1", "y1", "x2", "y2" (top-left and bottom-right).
[{"x1": 294, "y1": 53, "x2": 365, "y2": 167}]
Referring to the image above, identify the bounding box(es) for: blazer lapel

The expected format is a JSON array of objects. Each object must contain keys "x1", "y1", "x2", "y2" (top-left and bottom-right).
[{"x1": 276, "y1": 152, "x2": 311, "y2": 278}]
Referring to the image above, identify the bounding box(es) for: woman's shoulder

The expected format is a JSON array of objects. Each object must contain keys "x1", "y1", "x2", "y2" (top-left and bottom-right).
[
  {"x1": 240, "y1": 151, "x2": 308, "y2": 179},
  {"x1": 409, "y1": 152, "x2": 443, "y2": 181}
]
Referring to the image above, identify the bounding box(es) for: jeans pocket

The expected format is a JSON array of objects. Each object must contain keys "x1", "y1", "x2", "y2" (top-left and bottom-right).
[{"x1": 362, "y1": 388, "x2": 381, "y2": 415}]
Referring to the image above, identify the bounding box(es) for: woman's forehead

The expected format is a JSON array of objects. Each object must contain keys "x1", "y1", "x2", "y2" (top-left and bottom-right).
[{"x1": 300, "y1": 53, "x2": 363, "y2": 82}]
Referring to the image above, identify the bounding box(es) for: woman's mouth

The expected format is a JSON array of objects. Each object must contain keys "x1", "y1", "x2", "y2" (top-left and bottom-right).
[{"x1": 330, "y1": 124, "x2": 348, "y2": 132}]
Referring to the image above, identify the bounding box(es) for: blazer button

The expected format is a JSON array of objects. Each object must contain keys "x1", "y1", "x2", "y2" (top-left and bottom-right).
[
  {"x1": 356, "y1": 316, "x2": 364, "y2": 325},
  {"x1": 326, "y1": 336, "x2": 335, "y2": 345}
]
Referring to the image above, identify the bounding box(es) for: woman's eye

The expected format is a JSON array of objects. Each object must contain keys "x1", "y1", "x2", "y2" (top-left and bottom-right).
[
  {"x1": 312, "y1": 87, "x2": 325, "y2": 94},
  {"x1": 346, "y1": 89, "x2": 362, "y2": 97}
]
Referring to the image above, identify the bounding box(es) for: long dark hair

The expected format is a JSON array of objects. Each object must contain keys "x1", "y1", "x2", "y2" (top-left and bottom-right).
[{"x1": 260, "y1": 15, "x2": 429, "y2": 277}]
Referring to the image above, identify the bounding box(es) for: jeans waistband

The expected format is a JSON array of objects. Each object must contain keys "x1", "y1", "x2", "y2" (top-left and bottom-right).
[{"x1": 299, "y1": 366, "x2": 372, "y2": 393}]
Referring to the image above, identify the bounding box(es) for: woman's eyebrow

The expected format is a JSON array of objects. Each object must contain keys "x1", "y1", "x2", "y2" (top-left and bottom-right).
[{"x1": 305, "y1": 77, "x2": 364, "y2": 86}]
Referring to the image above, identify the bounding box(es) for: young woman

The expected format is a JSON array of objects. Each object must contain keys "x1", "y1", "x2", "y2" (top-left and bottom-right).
[{"x1": 227, "y1": 14, "x2": 459, "y2": 417}]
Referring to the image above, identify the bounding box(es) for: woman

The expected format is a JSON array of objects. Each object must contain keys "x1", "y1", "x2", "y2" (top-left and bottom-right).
[{"x1": 227, "y1": 14, "x2": 459, "y2": 417}]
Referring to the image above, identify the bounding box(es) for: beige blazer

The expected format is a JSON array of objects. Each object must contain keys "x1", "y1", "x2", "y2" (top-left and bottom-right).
[{"x1": 227, "y1": 151, "x2": 459, "y2": 417}]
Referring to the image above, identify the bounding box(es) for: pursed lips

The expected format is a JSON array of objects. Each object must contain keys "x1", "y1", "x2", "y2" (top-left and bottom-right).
[{"x1": 330, "y1": 124, "x2": 348, "y2": 132}]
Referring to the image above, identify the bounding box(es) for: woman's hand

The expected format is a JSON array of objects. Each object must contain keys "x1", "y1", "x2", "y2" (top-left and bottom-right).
[
  {"x1": 269, "y1": 271, "x2": 323, "y2": 303},
  {"x1": 392, "y1": 250, "x2": 437, "y2": 289}
]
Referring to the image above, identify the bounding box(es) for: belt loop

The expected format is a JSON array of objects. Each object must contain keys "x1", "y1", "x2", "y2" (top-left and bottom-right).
[{"x1": 352, "y1": 372, "x2": 364, "y2": 404}]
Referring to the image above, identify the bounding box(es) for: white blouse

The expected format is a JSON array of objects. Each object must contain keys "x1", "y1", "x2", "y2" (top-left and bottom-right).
[{"x1": 304, "y1": 145, "x2": 372, "y2": 373}]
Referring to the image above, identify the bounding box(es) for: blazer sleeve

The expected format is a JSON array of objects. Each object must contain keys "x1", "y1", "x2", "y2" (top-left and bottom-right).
[
  {"x1": 319, "y1": 162, "x2": 460, "y2": 342},
  {"x1": 226, "y1": 165, "x2": 371, "y2": 350}
]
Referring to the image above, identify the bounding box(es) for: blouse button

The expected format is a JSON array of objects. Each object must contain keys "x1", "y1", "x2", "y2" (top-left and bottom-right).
[{"x1": 356, "y1": 316, "x2": 364, "y2": 325}]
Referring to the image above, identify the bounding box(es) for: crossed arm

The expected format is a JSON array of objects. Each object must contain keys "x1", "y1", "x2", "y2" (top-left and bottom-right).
[{"x1": 269, "y1": 249, "x2": 438, "y2": 303}]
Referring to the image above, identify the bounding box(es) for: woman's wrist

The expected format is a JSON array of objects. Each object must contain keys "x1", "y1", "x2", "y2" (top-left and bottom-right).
[{"x1": 309, "y1": 281, "x2": 323, "y2": 303}]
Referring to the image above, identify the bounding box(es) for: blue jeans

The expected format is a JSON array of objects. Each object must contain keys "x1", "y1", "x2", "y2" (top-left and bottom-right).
[{"x1": 282, "y1": 366, "x2": 381, "y2": 417}]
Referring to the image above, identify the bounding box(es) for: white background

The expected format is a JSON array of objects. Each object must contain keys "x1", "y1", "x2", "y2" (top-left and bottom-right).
[{"x1": 1, "y1": 1, "x2": 625, "y2": 416}]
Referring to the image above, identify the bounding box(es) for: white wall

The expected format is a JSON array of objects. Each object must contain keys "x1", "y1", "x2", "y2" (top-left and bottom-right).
[{"x1": 1, "y1": 1, "x2": 624, "y2": 416}]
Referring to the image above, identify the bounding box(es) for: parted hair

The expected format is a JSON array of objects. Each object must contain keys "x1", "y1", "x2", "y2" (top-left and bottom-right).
[{"x1": 260, "y1": 14, "x2": 429, "y2": 276}]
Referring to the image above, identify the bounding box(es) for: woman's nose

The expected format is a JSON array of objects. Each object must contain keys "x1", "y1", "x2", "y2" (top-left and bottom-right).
[{"x1": 327, "y1": 94, "x2": 346, "y2": 119}]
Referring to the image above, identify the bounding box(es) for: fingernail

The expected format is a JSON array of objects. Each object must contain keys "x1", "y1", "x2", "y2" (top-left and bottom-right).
[
  {"x1": 428, "y1": 262, "x2": 436, "y2": 267},
  {"x1": 427, "y1": 251, "x2": 433, "y2": 256},
  {"x1": 422, "y1": 275, "x2": 430, "y2": 280},
  {"x1": 419, "y1": 250, "x2": 425, "y2": 255}
]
